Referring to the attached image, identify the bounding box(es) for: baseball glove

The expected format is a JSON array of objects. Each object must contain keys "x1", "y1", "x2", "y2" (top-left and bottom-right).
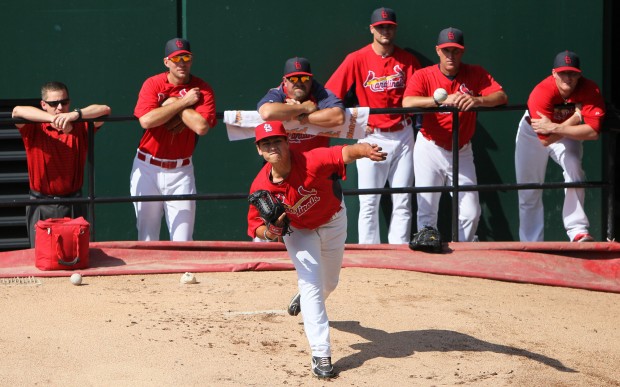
[
  {"x1": 409, "y1": 226, "x2": 443, "y2": 253},
  {"x1": 248, "y1": 190, "x2": 290, "y2": 237}
]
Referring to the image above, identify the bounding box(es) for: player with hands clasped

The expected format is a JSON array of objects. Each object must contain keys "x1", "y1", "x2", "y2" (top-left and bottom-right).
[
  {"x1": 402, "y1": 27, "x2": 508, "y2": 241},
  {"x1": 131, "y1": 38, "x2": 216, "y2": 241},
  {"x1": 12, "y1": 81, "x2": 111, "y2": 247},
  {"x1": 247, "y1": 121, "x2": 386, "y2": 379},
  {"x1": 326, "y1": 7, "x2": 421, "y2": 244},
  {"x1": 257, "y1": 57, "x2": 344, "y2": 152},
  {"x1": 515, "y1": 51, "x2": 605, "y2": 242}
]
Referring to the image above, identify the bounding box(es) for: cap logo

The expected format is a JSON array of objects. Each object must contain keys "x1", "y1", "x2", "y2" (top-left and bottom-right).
[
  {"x1": 564, "y1": 55, "x2": 572, "y2": 64},
  {"x1": 294, "y1": 61, "x2": 301, "y2": 70},
  {"x1": 264, "y1": 123, "x2": 273, "y2": 132},
  {"x1": 448, "y1": 32, "x2": 455, "y2": 40},
  {"x1": 381, "y1": 9, "x2": 388, "y2": 19},
  {"x1": 175, "y1": 40, "x2": 183, "y2": 48}
]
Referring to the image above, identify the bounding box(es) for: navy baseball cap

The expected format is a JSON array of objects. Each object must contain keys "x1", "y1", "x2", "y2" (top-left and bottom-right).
[
  {"x1": 165, "y1": 38, "x2": 191, "y2": 58},
  {"x1": 283, "y1": 57, "x2": 313, "y2": 77},
  {"x1": 437, "y1": 27, "x2": 465, "y2": 49},
  {"x1": 255, "y1": 121, "x2": 288, "y2": 143},
  {"x1": 370, "y1": 7, "x2": 397, "y2": 26},
  {"x1": 553, "y1": 51, "x2": 581, "y2": 73}
]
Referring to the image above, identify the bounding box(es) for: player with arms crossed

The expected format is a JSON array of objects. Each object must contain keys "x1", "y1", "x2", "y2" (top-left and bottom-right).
[
  {"x1": 326, "y1": 7, "x2": 421, "y2": 244},
  {"x1": 12, "y1": 81, "x2": 111, "y2": 247},
  {"x1": 247, "y1": 121, "x2": 386, "y2": 379},
  {"x1": 258, "y1": 57, "x2": 344, "y2": 152},
  {"x1": 131, "y1": 38, "x2": 216, "y2": 241},
  {"x1": 515, "y1": 51, "x2": 605, "y2": 242},
  {"x1": 402, "y1": 27, "x2": 508, "y2": 241}
]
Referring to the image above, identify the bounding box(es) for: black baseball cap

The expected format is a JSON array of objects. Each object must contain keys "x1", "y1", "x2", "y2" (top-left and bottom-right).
[
  {"x1": 370, "y1": 7, "x2": 397, "y2": 26},
  {"x1": 437, "y1": 27, "x2": 465, "y2": 49},
  {"x1": 283, "y1": 57, "x2": 313, "y2": 77},
  {"x1": 165, "y1": 38, "x2": 191, "y2": 58},
  {"x1": 553, "y1": 51, "x2": 581, "y2": 73}
]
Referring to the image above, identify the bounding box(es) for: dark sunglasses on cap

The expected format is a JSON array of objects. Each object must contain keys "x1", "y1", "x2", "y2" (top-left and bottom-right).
[
  {"x1": 286, "y1": 75, "x2": 311, "y2": 84},
  {"x1": 167, "y1": 54, "x2": 192, "y2": 63},
  {"x1": 44, "y1": 98, "x2": 71, "y2": 107}
]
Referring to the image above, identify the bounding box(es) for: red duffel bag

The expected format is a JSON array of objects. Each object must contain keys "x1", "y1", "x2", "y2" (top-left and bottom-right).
[{"x1": 35, "y1": 217, "x2": 90, "y2": 271}]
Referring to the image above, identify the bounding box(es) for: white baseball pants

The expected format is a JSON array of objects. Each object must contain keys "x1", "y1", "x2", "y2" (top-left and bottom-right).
[
  {"x1": 413, "y1": 132, "x2": 480, "y2": 242},
  {"x1": 130, "y1": 155, "x2": 196, "y2": 241},
  {"x1": 515, "y1": 111, "x2": 589, "y2": 241},
  {"x1": 357, "y1": 124, "x2": 414, "y2": 244},
  {"x1": 283, "y1": 206, "x2": 347, "y2": 358}
]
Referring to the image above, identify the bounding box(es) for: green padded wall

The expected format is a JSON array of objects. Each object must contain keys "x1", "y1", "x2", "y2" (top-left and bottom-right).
[{"x1": 1, "y1": 0, "x2": 608, "y2": 242}]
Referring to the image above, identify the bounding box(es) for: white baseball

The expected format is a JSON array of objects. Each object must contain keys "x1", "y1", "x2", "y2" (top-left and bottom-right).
[
  {"x1": 433, "y1": 88, "x2": 448, "y2": 103},
  {"x1": 70, "y1": 273, "x2": 82, "y2": 286},
  {"x1": 180, "y1": 272, "x2": 197, "y2": 284}
]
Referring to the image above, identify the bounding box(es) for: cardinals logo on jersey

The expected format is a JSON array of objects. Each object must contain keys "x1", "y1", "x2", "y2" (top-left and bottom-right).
[
  {"x1": 286, "y1": 186, "x2": 320, "y2": 216},
  {"x1": 458, "y1": 83, "x2": 473, "y2": 96},
  {"x1": 363, "y1": 65, "x2": 405, "y2": 92}
]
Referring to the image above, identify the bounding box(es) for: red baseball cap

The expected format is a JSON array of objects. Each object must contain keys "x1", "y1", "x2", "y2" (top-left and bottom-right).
[{"x1": 255, "y1": 121, "x2": 287, "y2": 143}]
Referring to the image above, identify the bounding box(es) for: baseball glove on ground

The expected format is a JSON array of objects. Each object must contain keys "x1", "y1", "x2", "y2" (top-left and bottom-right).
[
  {"x1": 248, "y1": 190, "x2": 290, "y2": 236},
  {"x1": 409, "y1": 226, "x2": 443, "y2": 253}
]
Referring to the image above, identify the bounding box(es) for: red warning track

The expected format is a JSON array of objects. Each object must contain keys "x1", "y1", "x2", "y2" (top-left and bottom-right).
[{"x1": 0, "y1": 241, "x2": 618, "y2": 293}]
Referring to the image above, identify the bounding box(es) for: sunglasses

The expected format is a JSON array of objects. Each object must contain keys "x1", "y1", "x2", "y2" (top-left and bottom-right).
[
  {"x1": 167, "y1": 54, "x2": 192, "y2": 63},
  {"x1": 44, "y1": 98, "x2": 70, "y2": 107},
  {"x1": 286, "y1": 75, "x2": 311, "y2": 84}
]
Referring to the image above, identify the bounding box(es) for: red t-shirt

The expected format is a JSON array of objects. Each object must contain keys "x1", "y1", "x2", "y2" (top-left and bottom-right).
[
  {"x1": 19, "y1": 122, "x2": 93, "y2": 196},
  {"x1": 134, "y1": 72, "x2": 217, "y2": 159},
  {"x1": 247, "y1": 146, "x2": 348, "y2": 237},
  {"x1": 404, "y1": 64, "x2": 504, "y2": 150},
  {"x1": 326, "y1": 44, "x2": 421, "y2": 129},
  {"x1": 527, "y1": 75, "x2": 605, "y2": 137}
]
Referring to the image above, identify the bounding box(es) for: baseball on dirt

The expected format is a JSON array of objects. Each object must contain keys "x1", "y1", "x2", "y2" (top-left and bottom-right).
[
  {"x1": 70, "y1": 273, "x2": 82, "y2": 286},
  {"x1": 433, "y1": 88, "x2": 448, "y2": 104},
  {"x1": 180, "y1": 272, "x2": 197, "y2": 284}
]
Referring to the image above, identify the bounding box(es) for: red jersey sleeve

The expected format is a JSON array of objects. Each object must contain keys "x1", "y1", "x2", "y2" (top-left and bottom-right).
[
  {"x1": 325, "y1": 53, "x2": 357, "y2": 99},
  {"x1": 193, "y1": 80, "x2": 217, "y2": 128},
  {"x1": 134, "y1": 76, "x2": 160, "y2": 118}
]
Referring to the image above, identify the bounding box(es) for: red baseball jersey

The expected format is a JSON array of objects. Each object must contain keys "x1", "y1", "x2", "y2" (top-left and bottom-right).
[
  {"x1": 528, "y1": 75, "x2": 605, "y2": 137},
  {"x1": 134, "y1": 72, "x2": 217, "y2": 159},
  {"x1": 326, "y1": 44, "x2": 421, "y2": 129},
  {"x1": 247, "y1": 145, "x2": 348, "y2": 237},
  {"x1": 404, "y1": 64, "x2": 504, "y2": 150},
  {"x1": 19, "y1": 122, "x2": 94, "y2": 196}
]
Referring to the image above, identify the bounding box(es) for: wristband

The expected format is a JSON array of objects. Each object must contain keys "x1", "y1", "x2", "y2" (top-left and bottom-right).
[
  {"x1": 263, "y1": 228, "x2": 277, "y2": 241},
  {"x1": 74, "y1": 108, "x2": 82, "y2": 120}
]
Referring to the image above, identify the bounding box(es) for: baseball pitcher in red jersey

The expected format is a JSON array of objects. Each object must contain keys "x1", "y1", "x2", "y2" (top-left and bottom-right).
[
  {"x1": 131, "y1": 38, "x2": 217, "y2": 241},
  {"x1": 403, "y1": 27, "x2": 508, "y2": 242},
  {"x1": 515, "y1": 51, "x2": 605, "y2": 242},
  {"x1": 12, "y1": 82, "x2": 111, "y2": 247},
  {"x1": 326, "y1": 7, "x2": 421, "y2": 245},
  {"x1": 247, "y1": 121, "x2": 386, "y2": 379}
]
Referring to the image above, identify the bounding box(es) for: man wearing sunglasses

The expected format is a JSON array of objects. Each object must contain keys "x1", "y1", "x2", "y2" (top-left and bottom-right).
[
  {"x1": 326, "y1": 7, "x2": 421, "y2": 245},
  {"x1": 11, "y1": 81, "x2": 111, "y2": 247},
  {"x1": 132, "y1": 38, "x2": 217, "y2": 241},
  {"x1": 257, "y1": 57, "x2": 345, "y2": 153}
]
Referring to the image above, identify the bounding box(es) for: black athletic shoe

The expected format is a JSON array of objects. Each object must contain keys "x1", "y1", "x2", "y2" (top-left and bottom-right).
[
  {"x1": 311, "y1": 356, "x2": 334, "y2": 379},
  {"x1": 287, "y1": 292, "x2": 301, "y2": 316}
]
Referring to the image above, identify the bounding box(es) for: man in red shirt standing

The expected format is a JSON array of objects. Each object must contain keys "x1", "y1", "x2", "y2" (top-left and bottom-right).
[
  {"x1": 326, "y1": 7, "x2": 421, "y2": 245},
  {"x1": 403, "y1": 27, "x2": 508, "y2": 242},
  {"x1": 12, "y1": 81, "x2": 111, "y2": 247},
  {"x1": 132, "y1": 38, "x2": 217, "y2": 241},
  {"x1": 515, "y1": 51, "x2": 605, "y2": 242}
]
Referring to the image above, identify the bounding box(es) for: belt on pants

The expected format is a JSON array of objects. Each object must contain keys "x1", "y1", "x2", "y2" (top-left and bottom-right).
[
  {"x1": 369, "y1": 117, "x2": 413, "y2": 133},
  {"x1": 136, "y1": 151, "x2": 191, "y2": 169}
]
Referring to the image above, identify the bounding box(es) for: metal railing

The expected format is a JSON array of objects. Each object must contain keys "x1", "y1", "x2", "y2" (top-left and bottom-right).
[{"x1": 0, "y1": 104, "x2": 617, "y2": 242}]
